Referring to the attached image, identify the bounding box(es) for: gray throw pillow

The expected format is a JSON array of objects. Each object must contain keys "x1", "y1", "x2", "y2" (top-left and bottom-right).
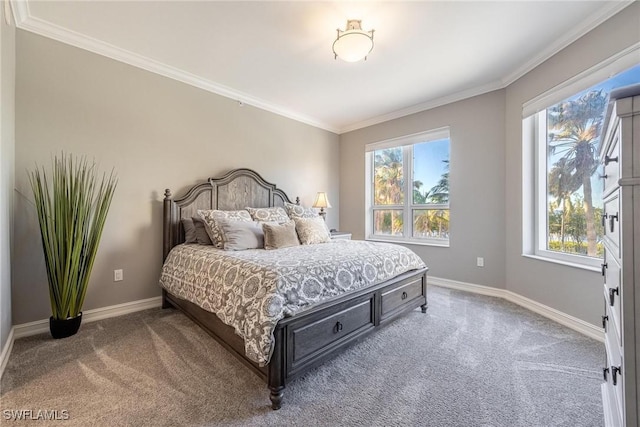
[
  {"x1": 191, "y1": 217, "x2": 213, "y2": 245},
  {"x1": 218, "y1": 219, "x2": 264, "y2": 251},
  {"x1": 181, "y1": 218, "x2": 198, "y2": 244},
  {"x1": 262, "y1": 220, "x2": 300, "y2": 250}
]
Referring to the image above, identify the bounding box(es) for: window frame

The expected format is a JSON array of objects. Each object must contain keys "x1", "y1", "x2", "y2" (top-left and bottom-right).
[
  {"x1": 522, "y1": 47, "x2": 639, "y2": 271},
  {"x1": 530, "y1": 111, "x2": 602, "y2": 270},
  {"x1": 365, "y1": 128, "x2": 450, "y2": 247}
]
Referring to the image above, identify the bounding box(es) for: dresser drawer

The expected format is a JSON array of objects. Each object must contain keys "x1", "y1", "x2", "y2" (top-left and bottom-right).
[
  {"x1": 602, "y1": 251, "x2": 622, "y2": 345},
  {"x1": 603, "y1": 322, "x2": 624, "y2": 422},
  {"x1": 602, "y1": 193, "x2": 620, "y2": 258},
  {"x1": 380, "y1": 276, "x2": 424, "y2": 320},
  {"x1": 601, "y1": 130, "x2": 620, "y2": 197},
  {"x1": 289, "y1": 297, "x2": 374, "y2": 366},
  {"x1": 602, "y1": 352, "x2": 624, "y2": 427}
]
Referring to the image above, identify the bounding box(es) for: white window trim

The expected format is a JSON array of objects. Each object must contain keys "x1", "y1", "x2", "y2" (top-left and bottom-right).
[
  {"x1": 365, "y1": 129, "x2": 450, "y2": 247},
  {"x1": 525, "y1": 107, "x2": 602, "y2": 271},
  {"x1": 521, "y1": 46, "x2": 640, "y2": 271}
]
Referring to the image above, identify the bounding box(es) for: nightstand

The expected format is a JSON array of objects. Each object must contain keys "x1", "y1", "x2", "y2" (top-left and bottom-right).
[{"x1": 330, "y1": 231, "x2": 352, "y2": 240}]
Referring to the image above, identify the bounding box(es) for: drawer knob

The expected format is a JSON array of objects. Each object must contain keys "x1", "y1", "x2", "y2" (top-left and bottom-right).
[
  {"x1": 609, "y1": 287, "x2": 619, "y2": 306},
  {"x1": 604, "y1": 155, "x2": 619, "y2": 166},
  {"x1": 609, "y1": 213, "x2": 618, "y2": 233},
  {"x1": 401, "y1": 291, "x2": 408, "y2": 300},
  {"x1": 603, "y1": 367, "x2": 609, "y2": 381},
  {"x1": 334, "y1": 321, "x2": 343, "y2": 333},
  {"x1": 612, "y1": 366, "x2": 621, "y2": 386},
  {"x1": 602, "y1": 315, "x2": 608, "y2": 331},
  {"x1": 599, "y1": 174, "x2": 608, "y2": 180},
  {"x1": 601, "y1": 262, "x2": 608, "y2": 277}
]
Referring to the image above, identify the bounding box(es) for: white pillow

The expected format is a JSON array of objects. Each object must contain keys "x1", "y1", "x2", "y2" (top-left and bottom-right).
[{"x1": 217, "y1": 219, "x2": 264, "y2": 251}]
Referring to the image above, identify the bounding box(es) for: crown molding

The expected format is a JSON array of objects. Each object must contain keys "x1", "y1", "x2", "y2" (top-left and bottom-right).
[
  {"x1": 338, "y1": 79, "x2": 504, "y2": 134},
  {"x1": 501, "y1": 1, "x2": 634, "y2": 86},
  {"x1": 9, "y1": 0, "x2": 27, "y2": 25},
  {"x1": 11, "y1": 0, "x2": 633, "y2": 135},
  {"x1": 12, "y1": 6, "x2": 340, "y2": 134}
]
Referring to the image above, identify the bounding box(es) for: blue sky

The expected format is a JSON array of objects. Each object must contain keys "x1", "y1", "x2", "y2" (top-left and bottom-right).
[{"x1": 413, "y1": 138, "x2": 449, "y2": 196}]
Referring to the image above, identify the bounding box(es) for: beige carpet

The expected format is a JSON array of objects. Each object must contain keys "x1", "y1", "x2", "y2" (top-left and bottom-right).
[{"x1": 0, "y1": 286, "x2": 604, "y2": 426}]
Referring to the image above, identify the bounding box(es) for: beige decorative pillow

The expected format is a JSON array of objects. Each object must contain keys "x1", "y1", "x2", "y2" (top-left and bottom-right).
[
  {"x1": 245, "y1": 206, "x2": 289, "y2": 223},
  {"x1": 262, "y1": 221, "x2": 300, "y2": 250},
  {"x1": 284, "y1": 202, "x2": 318, "y2": 219},
  {"x1": 217, "y1": 219, "x2": 264, "y2": 251},
  {"x1": 197, "y1": 209, "x2": 252, "y2": 248},
  {"x1": 294, "y1": 217, "x2": 331, "y2": 245}
]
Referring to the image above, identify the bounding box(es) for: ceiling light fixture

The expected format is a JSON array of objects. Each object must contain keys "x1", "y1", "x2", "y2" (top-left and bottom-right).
[{"x1": 332, "y1": 19, "x2": 374, "y2": 63}]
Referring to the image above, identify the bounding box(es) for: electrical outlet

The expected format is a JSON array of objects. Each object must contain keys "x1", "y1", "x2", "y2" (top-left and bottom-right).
[
  {"x1": 114, "y1": 269, "x2": 123, "y2": 282},
  {"x1": 476, "y1": 257, "x2": 484, "y2": 267}
]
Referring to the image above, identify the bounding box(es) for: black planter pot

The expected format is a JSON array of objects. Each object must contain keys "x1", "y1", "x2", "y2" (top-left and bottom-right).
[{"x1": 49, "y1": 312, "x2": 82, "y2": 339}]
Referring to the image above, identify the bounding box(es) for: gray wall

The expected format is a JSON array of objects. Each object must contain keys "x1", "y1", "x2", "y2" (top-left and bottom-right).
[
  {"x1": 340, "y1": 90, "x2": 506, "y2": 288},
  {"x1": 504, "y1": 3, "x2": 640, "y2": 326},
  {"x1": 13, "y1": 31, "x2": 339, "y2": 324},
  {"x1": 1, "y1": 8, "x2": 15, "y2": 350}
]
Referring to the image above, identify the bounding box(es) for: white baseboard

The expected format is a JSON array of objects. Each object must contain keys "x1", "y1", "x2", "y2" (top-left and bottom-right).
[
  {"x1": 0, "y1": 296, "x2": 163, "y2": 379},
  {"x1": 0, "y1": 327, "x2": 15, "y2": 380},
  {"x1": 429, "y1": 276, "x2": 604, "y2": 342},
  {"x1": 13, "y1": 296, "x2": 163, "y2": 339}
]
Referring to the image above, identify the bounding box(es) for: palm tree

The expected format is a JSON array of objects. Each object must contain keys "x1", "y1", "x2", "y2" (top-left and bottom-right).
[
  {"x1": 548, "y1": 157, "x2": 580, "y2": 250},
  {"x1": 413, "y1": 180, "x2": 426, "y2": 204},
  {"x1": 374, "y1": 148, "x2": 404, "y2": 234},
  {"x1": 374, "y1": 148, "x2": 404, "y2": 205},
  {"x1": 547, "y1": 90, "x2": 607, "y2": 256},
  {"x1": 427, "y1": 160, "x2": 449, "y2": 204}
]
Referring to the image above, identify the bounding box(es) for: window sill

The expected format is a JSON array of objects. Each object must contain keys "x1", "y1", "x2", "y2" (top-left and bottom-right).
[
  {"x1": 521, "y1": 253, "x2": 601, "y2": 273},
  {"x1": 366, "y1": 237, "x2": 449, "y2": 248}
]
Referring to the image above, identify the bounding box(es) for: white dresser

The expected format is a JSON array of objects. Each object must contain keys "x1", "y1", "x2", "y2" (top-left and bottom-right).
[{"x1": 600, "y1": 85, "x2": 640, "y2": 427}]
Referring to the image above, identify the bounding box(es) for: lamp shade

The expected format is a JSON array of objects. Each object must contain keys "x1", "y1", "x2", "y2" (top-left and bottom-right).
[
  {"x1": 312, "y1": 192, "x2": 332, "y2": 209},
  {"x1": 333, "y1": 20, "x2": 374, "y2": 62}
]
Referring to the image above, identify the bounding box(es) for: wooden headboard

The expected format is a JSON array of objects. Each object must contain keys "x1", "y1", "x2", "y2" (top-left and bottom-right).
[{"x1": 163, "y1": 168, "x2": 296, "y2": 260}]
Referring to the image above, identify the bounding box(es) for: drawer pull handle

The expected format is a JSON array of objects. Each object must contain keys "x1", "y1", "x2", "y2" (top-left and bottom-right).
[
  {"x1": 609, "y1": 213, "x2": 618, "y2": 233},
  {"x1": 601, "y1": 263, "x2": 608, "y2": 277},
  {"x1": 604, "y1": 155, "x2": 619, "y2": 166},
  {"x1": 602, "y1": 315, "x2": 608, "y2": 331},
  {"x1": 601, "y1": 213, "x2": 608, "y2": 228},
  {"x1": 603, "y1": 367, "x2": 609, "y2": 381},
  {"x1": 401, "y1": 291, "x2": 408, "y2": 300},
  {"x1": 609, "y1": 287, "x2": 619, "y2": 306},
  {"x1": 599, "y1": 174, "x2": 608, "y2": 180},
  {"x1": 334, "y1": 321, "x2": 343, "y2": 333},
  {"x1": 612, "y1": 366, "x2": 621, "y2": 386}
]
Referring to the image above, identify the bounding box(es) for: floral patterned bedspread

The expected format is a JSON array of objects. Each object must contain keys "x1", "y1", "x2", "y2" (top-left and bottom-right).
[{"x1": 158, "y1": 240, "x2": 426, "y2": 366}]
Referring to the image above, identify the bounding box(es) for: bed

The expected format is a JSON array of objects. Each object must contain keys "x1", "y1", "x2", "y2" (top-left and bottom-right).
[{"x1": 160, "y1": 168, "x2": 429, "y2": 409}]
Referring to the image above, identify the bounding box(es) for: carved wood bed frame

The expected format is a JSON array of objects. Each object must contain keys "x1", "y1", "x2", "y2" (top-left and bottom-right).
[{"x1": 161, "y1": 168, "x2": 428, "y2": 409}]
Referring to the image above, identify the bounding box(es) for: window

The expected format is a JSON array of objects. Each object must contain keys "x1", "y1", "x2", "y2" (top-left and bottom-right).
[
  {"x1": 365, "y1": 128, "x2": 450, "y2": 246},
  {"x1": 523, "y1": 60, "x2": 640, "y2": 269}
]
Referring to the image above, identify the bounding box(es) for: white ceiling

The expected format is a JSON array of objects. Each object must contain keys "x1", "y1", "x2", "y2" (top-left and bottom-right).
[{"x1": 11, "y1": 1, "x2": 633, "y2": 134}]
